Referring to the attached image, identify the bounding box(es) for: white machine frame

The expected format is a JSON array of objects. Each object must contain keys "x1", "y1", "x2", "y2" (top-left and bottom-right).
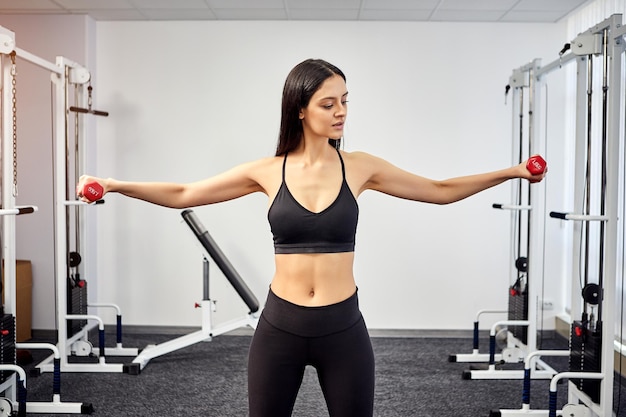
[
  {"x1": 453, "y1": 57, "x2": 557, "y2": 382},
  {"x1": 23, "y1": 46, "x2": 139, "y2": 377},
  {"x1": 1, "y1": 19, "x2": 139, "y2": 387},
  {"x1": 130, "y1": 210, "x2": 259, "y2": 374},
  {"x1": 494, "y1": 13, "x2": 625, "y2": 417},
  {"x1": 130, "y1": 256, "x2": 259, "y2": 373},
  {"x1": 0, "y1": 25, "x2": 99, "y2": 415}
]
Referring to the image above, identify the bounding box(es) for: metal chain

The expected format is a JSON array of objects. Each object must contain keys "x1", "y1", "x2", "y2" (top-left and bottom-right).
[
  {"x1": 87, "y1": 83, "x2": 93, "y2": 110},
  {"x1": 10, "y1": 51, "x2": 17, "y2": 197}
]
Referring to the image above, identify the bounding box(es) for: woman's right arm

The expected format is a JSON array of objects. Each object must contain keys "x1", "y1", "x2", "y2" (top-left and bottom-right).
[{"x1": 77, "y1": 158, "x2": 270, "y2": 209}]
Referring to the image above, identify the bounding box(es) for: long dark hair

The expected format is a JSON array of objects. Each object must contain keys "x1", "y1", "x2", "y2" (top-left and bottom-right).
[{"x1": 275, "y1": 59, "x2": 346, "y2": 156}]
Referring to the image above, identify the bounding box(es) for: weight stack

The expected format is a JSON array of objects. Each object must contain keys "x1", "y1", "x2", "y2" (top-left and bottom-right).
[
  {"x1": 508, "y1": 290, "x2": 528, "y2": 344},
  {"x1": 0, "y1": 314, "x2": 16, "y2": 383},
  {"x1": 569, "y1": 321, "x2": 602, "y2": 403},
  {"x1": 67, "y1": 280, "x2": 88, "y2": 337}
]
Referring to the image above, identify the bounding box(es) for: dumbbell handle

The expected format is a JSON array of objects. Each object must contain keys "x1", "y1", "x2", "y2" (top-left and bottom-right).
[
  {"x1": 82, "y1": 181, "x2": 103, "y2": 202},
  {"x1": 526, "y1": 155, "x2": 547, "y2": 175}
]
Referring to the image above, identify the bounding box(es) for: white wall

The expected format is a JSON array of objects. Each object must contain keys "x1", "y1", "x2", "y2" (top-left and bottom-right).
[
  {"x1": 0, "y1": 15, "x2": 577, "y2": 332},
  {"x1": 0, "y1": 15, "x2": 94, "y2": 331},
  {"x1": 93, "y1": 20, "x2": 569, "y2": 330}
]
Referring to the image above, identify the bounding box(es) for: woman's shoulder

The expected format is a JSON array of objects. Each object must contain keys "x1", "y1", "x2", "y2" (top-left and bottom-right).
[
  {"x1": 340, "y1": 149, "x2": 402, "y2": 182},
  {"x1": 238, "y1": 155, "x2": 285, "y2": 185},
  {"x1": 239, "y1": 155, "x2": 283, "y2": 171},
  {"x1": 340, "y1": 150, "x2": 386, "y2": 166},
  {"x1": 339, "y1": 150, "x2": 391, "y2": 194}
]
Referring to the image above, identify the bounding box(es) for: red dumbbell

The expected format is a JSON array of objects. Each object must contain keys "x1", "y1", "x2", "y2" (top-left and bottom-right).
[
  {"x1": 526, "y1": 155, "x2": 547, "y2": 175},
  {"x1": 82, "y1": 181, "x2": 103, "y2": 202}
]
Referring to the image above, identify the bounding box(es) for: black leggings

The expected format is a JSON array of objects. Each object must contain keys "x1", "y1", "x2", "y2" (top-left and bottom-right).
[{"x1": 247, "y1": 289, "x2": 375, "y2": 417}]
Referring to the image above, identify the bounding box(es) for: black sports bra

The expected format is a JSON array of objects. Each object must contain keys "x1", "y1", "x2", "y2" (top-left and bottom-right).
[{"x1": 268, "y1": 149, "x2": 359, "y2": 254}]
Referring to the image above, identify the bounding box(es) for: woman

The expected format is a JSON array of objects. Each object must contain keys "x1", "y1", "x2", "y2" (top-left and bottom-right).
[{"x1": 77, "y1": 59, "x2": 546, "y2": 417}]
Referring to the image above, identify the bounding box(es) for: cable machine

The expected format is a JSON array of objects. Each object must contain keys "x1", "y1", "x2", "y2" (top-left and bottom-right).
[
  {"x1": 546, "y1": 14, "x2": 624, "y2": 417},
  {"x1": 34, "y1": 52, "x2": 139, "y2": 375},
  {"x1": 493, "y1": 13, "x2": 625, "y2": 417},
  {"x1": 450, "y1": 58, "x2": 557, "y2": 382},
  {"x1": 0, "y1": 26, "x2": 95, "y2": 415},
  {"x1": 0, "y1": 41, "x2": 33, "y2": 417},
  {"x1": 0, "y1": 24, "x2": 138, "y2": 381}
]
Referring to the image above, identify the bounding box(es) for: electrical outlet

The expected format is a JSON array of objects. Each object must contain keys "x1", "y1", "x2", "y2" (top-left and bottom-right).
[{"x1": 542, "y1": 300, "x2": 554, "y2": 310}]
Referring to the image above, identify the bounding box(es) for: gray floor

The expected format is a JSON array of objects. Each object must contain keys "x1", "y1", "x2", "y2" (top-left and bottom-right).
[{"x1": 13, "y1": 329, "x2": 622, "y2": 417}]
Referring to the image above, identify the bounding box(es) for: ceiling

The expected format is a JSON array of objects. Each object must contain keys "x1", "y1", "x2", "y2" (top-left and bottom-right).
[{"x1": 0, "y1": 0, "x2": 593, "y2": 23}]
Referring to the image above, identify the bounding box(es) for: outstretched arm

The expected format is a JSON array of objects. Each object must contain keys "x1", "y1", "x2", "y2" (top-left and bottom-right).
[
  {"x1": 76, "y1": 159, "x2": 268, "y2": 209},
  {"x1": 356, "y1": 152, "x2": 546, "y2": 205}
]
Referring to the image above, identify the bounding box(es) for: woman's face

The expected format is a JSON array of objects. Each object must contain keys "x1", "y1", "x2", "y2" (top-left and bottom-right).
[{"x1": 299, "y1": 74, "x2": 348, "y2": 141}]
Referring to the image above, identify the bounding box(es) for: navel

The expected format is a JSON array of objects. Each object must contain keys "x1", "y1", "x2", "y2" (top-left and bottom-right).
[{"x1": 309, "y1": 289, "x2": 315, "y2": 298}]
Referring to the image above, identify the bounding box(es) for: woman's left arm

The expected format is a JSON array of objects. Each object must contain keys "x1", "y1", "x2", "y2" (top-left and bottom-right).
[{"x1": 352, "y1": 152, "x2": 546, "y2": 205}]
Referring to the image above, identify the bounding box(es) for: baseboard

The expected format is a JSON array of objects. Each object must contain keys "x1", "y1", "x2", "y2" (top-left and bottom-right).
[
  {"x1": 32, "y1": 326, "x2": 558, "y2": 340},
  {"x1": 34, "y1": 326, "x2": 475, "y2": 339},
  {"x1": 30, "y1": 328, "x2": 57, "y2": 342}
]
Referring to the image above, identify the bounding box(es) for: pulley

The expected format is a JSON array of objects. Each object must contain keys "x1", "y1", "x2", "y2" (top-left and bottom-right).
[
  {"x1": 68, "y1": 251, "x2": 82, "y2": 268},
  {"x1": 561, "y1": 404, "x2": 591, "y2": 417},
  {"x1": 582, "y1": 283, "x2": 600, "y2": 305},
  {"x1": 495, "y1": 325, "x2": 508, "y2": 349},
  {"x1": 515, "y1": 256, "x2": 528, "y2": 272},
  {"x1": 501, "y1": 347, "x2": 524, "y2": 364},
  {"x1": 70, "y1": 340, "x2": 93, "y2": 357},
  {"x1": 0, "y1": 398, "x2": 12, "y2": 417}
]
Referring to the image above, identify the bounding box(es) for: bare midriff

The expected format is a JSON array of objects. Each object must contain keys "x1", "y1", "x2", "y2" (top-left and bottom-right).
[{"x1": 270, "y1": 252, "x2": 357, "y2": 307}]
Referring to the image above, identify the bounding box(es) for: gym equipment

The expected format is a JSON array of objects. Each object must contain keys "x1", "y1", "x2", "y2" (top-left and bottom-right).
[
  {"x1": 544, "y1": 17, "x2": 624, "y2": 417},
  {"x1": 181, "y1": 210, "x2": 259, "y2": 312},
  {"x1": 448, "y1": 309, "x2": 506, "y2": 363},
  {"x1": 489, "y1": 350, "x2": 571, "y2": 417},
  {"x1": 526, "y1": 155, "x2": 547, "y2": 175},
  {"x1": 0, "y1": 39, "x2": 30, "y2": 417},
  {"x1": 0, "y1": 207, "x2": 34, "y2": 216},
  {"x1": 0, "y1": 23, "x2": 138, "y2": 388},
  {"x1": 492, "y1": 13, "x2": 625, "y2": 417},
  {"x1": 0, "y1": 26, "x2": 96, "y2": 414},
  {"x1": 80, "y1": 182, "x2": 103, "y2": 203},
  {"x1": 449, "y1": 64, "x2": 536, "y2": 367},
  {"x1": 32, "y1": 45, "x2": 138, "y2": 377},
  {"x1": 69, "y1": 83, "x2": 109, "y2": 117},
  {"x1": 453, "y1": 58, "x2": 557, "y2": 382},
  {"x1": 0, "y1": 207, "x2": 32, "y2": 417},
  {"x1": 129, "y1": 209, "x2": 260, "y2": 374}
]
